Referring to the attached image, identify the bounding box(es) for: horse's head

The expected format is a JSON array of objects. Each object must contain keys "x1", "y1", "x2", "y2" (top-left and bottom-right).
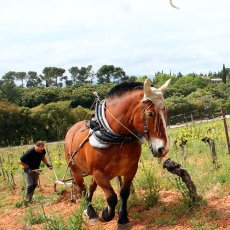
[{"x1": 139, "y1": 78, "x2": 171, "y2": 158}]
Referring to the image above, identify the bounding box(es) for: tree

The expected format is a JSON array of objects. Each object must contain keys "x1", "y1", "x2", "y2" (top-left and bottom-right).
[
  {"x1": 45, "y1": 101, "x2": 73, "y2": 140},
  {"x1": 177, "y1": 72, "x2": 183, "y2": 78},
  {"x1": 127, "y1": 76, "x2": 137, "y2": 82},
  {"x1": 69, "y1": 65, "x2": 94, "y2": 83},
  {"x1": 0, "y1": 71, "x2": 19, "y2": 103},
  {"x1": 222, "y1": 64, "x2": 227, "y2": 84},
  {"x1": 113, "y1": 67, "x2": 127, "y2": 83},
  {"x1": 186, "y1": 89, "x2": 222, "y2": 117},
  {"x1": 41, "y1": 67, "x2": 66, "y2": 87},
  {"x1": 0, "y1": 101, "x2": 21, "y2": 146},
  {"x1": 19, "y1": 88, "x2": 63, "y2": 108},
  {"x1": 153, "y1": 73, "x2": 170, "y2": 86},
  {"x1": 136, "y1": 75, "x2": 149, "y2": 83},
  {"x1": 77, "y1": 65, "x2": 93, "y2": 83},
  {"x1": 15, "y1": 72, "x2": 27, "y2": 87},
  {"x1": 27, "y1": 71, "x2": 42, "y2": 87},
  {"x1": 69, "y1": 66, "x2": 79, "y2": 84},
  {"x1": 227, "y1": 69, "x2": 230, "y2": 82},
  {"x1": 97, "y1": 65, "x2": 114, "y2": 83},
  {"x1": 2, "y1": 71, "x2": 16, "y2": 83},
  {"x1": 97, "y1": 65, "x2": 126, "y2": 84}
]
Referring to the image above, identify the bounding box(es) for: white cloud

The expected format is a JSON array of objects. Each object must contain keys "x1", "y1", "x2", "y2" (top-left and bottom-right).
[{"x1": 0, "y1": 0, "x2": 229, "y2": 76}]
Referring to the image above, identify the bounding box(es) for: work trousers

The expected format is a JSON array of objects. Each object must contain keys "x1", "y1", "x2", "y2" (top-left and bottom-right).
[{"x1": 24, "y1": 171, "x2": 39, "y2": 202}]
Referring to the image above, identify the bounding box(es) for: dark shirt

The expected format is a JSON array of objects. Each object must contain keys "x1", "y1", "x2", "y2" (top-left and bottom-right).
[{"x1": 20, "y1": 147, "x2": 46, "y2": 170}]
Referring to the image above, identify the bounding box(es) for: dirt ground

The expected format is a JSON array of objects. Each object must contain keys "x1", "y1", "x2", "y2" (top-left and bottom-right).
[{"x1": 0, "y1": 182, "x2": 229, "y2": 230}]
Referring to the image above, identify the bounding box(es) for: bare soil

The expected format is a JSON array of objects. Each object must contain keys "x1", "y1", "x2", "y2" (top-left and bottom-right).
[{"x1": 0, "y1": 182, "x2": 229, "y2": 230}]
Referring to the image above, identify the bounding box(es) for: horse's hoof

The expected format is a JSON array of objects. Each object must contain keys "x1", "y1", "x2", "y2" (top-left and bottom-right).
[
  {"x1": 87, "y1": 204, "x2": 98, "y2": 219},
  {"x1": 118, "y1": 209, "x2": 129, "y2": 224},
  {"x1": 101, "y1": 208, "x2": 114, "y2": 222},
  {"x1": 118, "y1": 217, "x2": 129, "y2": 225}
]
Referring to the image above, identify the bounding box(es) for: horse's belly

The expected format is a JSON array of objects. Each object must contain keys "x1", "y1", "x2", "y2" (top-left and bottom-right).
[{"x1": 87, "y1": 143, "x2": 142, "y2": 179}]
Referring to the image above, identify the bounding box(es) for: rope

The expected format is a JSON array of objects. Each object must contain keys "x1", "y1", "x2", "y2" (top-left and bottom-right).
[{"x1": 105, "y1": 106, "x2": 144, "y2": 143}]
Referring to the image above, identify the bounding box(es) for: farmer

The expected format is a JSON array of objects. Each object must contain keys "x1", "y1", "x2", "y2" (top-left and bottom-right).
[{"x1": 19, "y1": 141, "x2": 52, "y2": 204}]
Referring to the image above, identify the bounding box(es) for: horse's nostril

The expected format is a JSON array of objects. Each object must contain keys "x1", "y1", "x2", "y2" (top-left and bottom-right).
[{"x1": 158, "y1": 147, "x2": 164, "y2": 156}]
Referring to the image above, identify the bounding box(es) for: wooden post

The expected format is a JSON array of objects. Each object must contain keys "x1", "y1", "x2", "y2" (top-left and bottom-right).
[
  {"x1": 221, "y1": 105, "x2": 230, "y2": 155},
  {"x1": 0, "y1": 156, "x2": 6, "y2": 181},
  {"x1": 191, "y1": 114, "x2": 194, "y2": 123},
  {"x1": 8, "y1": 154, "x2": 15, "y2": 187}
]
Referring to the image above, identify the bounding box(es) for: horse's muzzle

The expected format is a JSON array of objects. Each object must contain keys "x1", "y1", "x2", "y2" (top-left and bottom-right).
[{"x1": 152, "y1": 146, "x2": 169, "y2": 158}]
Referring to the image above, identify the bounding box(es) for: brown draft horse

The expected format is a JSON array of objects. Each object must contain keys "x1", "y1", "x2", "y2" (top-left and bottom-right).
[{"x1": 64, "y1": 78, "x2": 170, "y2": 224}]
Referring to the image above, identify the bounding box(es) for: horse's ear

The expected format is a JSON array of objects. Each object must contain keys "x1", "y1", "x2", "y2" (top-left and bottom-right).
[
  {"x1": 143, "y1": 79, "x2": 152, "y2": 99},
  {"x1": 159, "y1": 79, "x2": 171, "y2": 94}
]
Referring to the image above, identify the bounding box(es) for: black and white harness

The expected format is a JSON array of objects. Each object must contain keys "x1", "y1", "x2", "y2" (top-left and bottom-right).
[{"x1": 89, "y1": 99, "x2": 137, "y2": 144}]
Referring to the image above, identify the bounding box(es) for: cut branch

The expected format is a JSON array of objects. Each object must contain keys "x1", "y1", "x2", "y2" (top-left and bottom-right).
[{"x1": 163, "y1": 158, "x2": 200, "y2": 203}]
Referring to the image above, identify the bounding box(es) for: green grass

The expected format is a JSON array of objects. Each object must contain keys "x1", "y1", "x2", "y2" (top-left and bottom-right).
[
  {"x1": 44, "y1": 198, "x2": 87, "y2": 230},
  {"x1": 24, "y1": 206, "x2": 47, "y2": 225},
  {"x1": 152, "y1": 216, "x2": 177, "y2": 227},
  {"x1": 0, "y1": 118, "x2": 229, "y2": 228}
]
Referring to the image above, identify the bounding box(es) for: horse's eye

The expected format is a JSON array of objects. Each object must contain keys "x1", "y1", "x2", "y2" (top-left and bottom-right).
[{"x1": 147, "y1": 112, "x2": 153, "y2": 117}]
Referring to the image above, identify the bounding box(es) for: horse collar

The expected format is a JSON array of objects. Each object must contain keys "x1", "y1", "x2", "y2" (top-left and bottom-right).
[{"x1": 90, "y1": 99, "x2": 137, "y2": 144}]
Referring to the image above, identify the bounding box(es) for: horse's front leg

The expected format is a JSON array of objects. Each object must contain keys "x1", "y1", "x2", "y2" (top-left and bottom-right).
[
  {"x1": 118, "y1": 164, "x2": 138, "y2": 224},
  {"x1": 94, "y1": 170, "x2": 118, "y2": 222},
  {"x1": 86, "y1": 178, "x2": 98, "y2": 220}
]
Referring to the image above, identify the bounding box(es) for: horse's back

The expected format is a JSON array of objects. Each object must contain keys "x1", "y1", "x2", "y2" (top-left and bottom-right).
[{"x1": 64, "y1": 120, "x2": 89, "y2": 155}]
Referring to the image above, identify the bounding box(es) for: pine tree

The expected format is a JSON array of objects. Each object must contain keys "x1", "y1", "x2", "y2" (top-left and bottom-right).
[{"x1": 222, "y1": 64, "x2": 227, "y2": 84}]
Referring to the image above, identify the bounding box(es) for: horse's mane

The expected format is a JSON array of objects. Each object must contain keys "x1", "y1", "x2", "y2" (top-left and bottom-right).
[{"x1": 107, "y1": 82, "x2": 143, "y2": 98}]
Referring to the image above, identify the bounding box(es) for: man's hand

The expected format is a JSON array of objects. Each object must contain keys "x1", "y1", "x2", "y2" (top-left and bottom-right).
[
  {"x1": 46, "y1": 164, "x2": 52, "y2": 170},
  {"x1": 23, "y1": 168, "x2": 32, "y2": 174}
]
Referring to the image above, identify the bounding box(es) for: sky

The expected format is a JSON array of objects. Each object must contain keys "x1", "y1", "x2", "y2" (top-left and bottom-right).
[{"x1": 0, "y1": 0, "x2": 229, "y2": 77}]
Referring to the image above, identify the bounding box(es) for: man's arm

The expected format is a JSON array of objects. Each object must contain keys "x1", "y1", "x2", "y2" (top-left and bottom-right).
[
  {"x1": 19, "y1": 161, "x2": 30, "y2": 168},
  {"x1": 19, "y1": 161, "x2": 31, "y2": 173},
  {"x1": 42, "y1": 156, "x2": 52, "y2": 169}
]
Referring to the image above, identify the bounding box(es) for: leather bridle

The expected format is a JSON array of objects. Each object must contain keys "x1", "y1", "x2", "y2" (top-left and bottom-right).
[{"x1": 141, "y1": 101, "x2": 158, "y2": 157}]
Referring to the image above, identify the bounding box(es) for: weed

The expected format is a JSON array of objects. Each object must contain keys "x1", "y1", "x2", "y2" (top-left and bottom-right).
[
  {"x1": 129, "y1": 192, "x2": 144, "y2": 209},
  {"x1": 24, "y1": 207, "x2": 47, "y2": 225},
  {"x1": 44, "y1": 215, "x2": 67, "y2": 230},
  {"x1": 189, "y1": 218, "x2": 217, "y2": 230},
  {"x1": 152, "y1": 217, "x2": 177, "y2": 226},
  {"x1": 135, "y1": 160, "x2": 161, "y2": 209},
  {"x1": 144, "y1": 191, "x2": 159, "y2": 209},
  {"x1": 92, "y1": 194, "x2": 106, "y2": 211},
  {"x1": 207, "y1": 209, "x2": 219, "y2": 220},
  {"x1": 44, "y1": 198, "x2": 87, "y2": 230},
  {"x1": 130, "y1": 212, "x2": 143, "y2": 219},
  {"x1": 158, "y1": 204, "x2": 167, "y2": 214},
  {"x1": 14, "y1": 200, "x2": 24, "y2": 208}
]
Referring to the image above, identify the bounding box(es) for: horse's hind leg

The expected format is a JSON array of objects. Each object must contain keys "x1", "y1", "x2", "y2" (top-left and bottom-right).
[
  {"x1": 94, "y1": 171, "x2": 118, "y2": 222},
  {"x1": 86, "y1": 179, "x2": 98, "y2": 219},
  {"x1": 70, "y1": 164, "x2": 86, "y2": 196}
]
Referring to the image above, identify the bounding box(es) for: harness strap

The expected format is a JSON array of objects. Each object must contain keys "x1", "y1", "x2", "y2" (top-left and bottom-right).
[
  {"x1": 142, "y1": 102, "x2": 155, "y2": 156},
  {"x1": 62, "y1": 132, "x2": 91, "y2": 181}
]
